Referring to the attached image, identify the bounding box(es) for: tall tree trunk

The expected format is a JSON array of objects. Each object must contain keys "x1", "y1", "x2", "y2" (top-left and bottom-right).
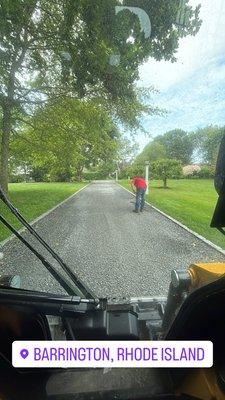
[
  {"x1": 163, "y1": 177, "x2": 167, "y2": 188},
  {"x1": 0, "y1": 102, "x2": 12, "y2": 193},
  {"x1": 0, "y1": 34, "x2": 27, "y2": 193},
  {"x1": 76, "y1": 165, "x2": 83, "y2": 181},
  {"x1": 0, "y1": 65, "x2": 16, "y2": 194}
]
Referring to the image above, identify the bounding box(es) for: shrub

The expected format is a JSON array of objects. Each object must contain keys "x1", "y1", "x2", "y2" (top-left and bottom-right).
[
  {"x1": 83, "y1": 170, "x2": 110, "y2": 181},
  {"x1": 197, "y1": 165, "x2": 215, "y2": 179},
  {"x1": 183, "y1": 164, "x2": 201, "y2": 177},
  {"x1": 30, "y1": 167, "x2": 49, "y2": 182},
  {"x1": 9, "y1": 174, "x2": 25, "y2": 183}
]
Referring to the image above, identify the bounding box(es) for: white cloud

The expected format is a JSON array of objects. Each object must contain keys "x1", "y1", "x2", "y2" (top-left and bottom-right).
[
  {"x1": 138, "y1": 0, "x2": 225, "y2": 91},
  {"x1": 138, "y1": 58, "x2": 225, "y2": 144},
  {"x1": 135, "y1": 0, "x2": 225, "y2": 150}
]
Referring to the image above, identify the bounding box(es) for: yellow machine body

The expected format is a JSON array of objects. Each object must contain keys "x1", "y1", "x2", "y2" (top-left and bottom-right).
[{"x1": 178, "y1": 262, "x2": 225, "y2": 400}]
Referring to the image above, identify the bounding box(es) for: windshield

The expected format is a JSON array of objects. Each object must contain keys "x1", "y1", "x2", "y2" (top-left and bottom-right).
[{"x1": 0, "y1": 0, "x2": 225, "y2": 297}]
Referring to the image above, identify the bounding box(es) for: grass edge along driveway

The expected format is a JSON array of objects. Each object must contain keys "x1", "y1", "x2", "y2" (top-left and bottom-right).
[
  {"x1": 0, "y1": 182, "x2": 87, "y2": 242},
  {"x1": 119, "y1": 179, "x2": 225, "y2": 250}
]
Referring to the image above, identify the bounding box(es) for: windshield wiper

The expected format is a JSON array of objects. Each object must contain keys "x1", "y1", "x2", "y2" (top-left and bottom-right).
[{"x1": 0, "y1": 186, "x2": 96, "y2": 300}]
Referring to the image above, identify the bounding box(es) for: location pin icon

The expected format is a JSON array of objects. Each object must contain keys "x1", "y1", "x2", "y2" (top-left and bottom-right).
[{"x1": 20, "y1": 349, "x2": 29, "y2": 359}]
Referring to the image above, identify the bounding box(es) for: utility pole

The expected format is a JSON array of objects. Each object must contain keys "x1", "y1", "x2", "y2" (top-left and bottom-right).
[{"x1": 145, "y1": 161, "x2": 150, "y2": 194}]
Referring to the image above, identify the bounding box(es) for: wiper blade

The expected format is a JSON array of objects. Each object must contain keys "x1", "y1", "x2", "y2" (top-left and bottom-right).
[{"x1": 0, "y1": 187, "x2": 95, "y2": 299}]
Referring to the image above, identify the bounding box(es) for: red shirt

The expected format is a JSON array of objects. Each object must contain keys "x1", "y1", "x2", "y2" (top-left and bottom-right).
[{"x1": 133, "y1": 177, "x2": 147, "y2": 190}]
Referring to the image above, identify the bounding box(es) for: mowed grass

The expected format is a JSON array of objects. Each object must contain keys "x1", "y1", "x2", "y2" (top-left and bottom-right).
[
  {"x1": 120, "y1": 179, "x2": 225, "y2": 250},
  {"x1": 0, "y1": 182, "x2": 87, "y2": 242}
]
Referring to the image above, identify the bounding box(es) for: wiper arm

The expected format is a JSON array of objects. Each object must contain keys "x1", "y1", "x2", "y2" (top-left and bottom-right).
[
  {"x1": 0, "y1": 187, "x2": 95, "y2": 299},
  {"x1": 0, "y1": 214, "x2": 85, "y2": 296},
  {"x1": 0, "y1": 287, "x2": 99, "y2": 314}
]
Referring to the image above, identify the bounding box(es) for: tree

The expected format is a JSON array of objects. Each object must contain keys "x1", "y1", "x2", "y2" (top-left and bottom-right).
[
  {"x1": 116, "y1": 138, "x2": 139, "y2": 173},
  {"x1": 155, "y1": 129, "x2": 194, "y2": 165},
  {"x1": 135, "y1": 141, "x2": 166, "y2": 164},
  {"x1": 151, "y1": 158, "x2": 182, "y2": 188},
  {"x1": 0, "y1": 0, "x2": 201, "y2": 191},
  {"x1": 192, "y1": 126, "x2": 225, "y2": 165},
  {"x1": 11, "y1": 97, "x2": 120, "y2": 181}
]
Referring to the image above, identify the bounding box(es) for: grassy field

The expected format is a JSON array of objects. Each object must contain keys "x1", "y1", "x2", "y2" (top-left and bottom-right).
[
  {"x1": 119, "y1": 179, "x2": 225, "y2": 250},
  {"x1": 0, "y1": 182, "x2": 87, "y2": 242}
]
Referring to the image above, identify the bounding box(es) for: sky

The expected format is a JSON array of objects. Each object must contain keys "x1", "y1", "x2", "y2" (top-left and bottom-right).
[{"x1": 136, "y1": 0, "x2": 225, "y2": 151}]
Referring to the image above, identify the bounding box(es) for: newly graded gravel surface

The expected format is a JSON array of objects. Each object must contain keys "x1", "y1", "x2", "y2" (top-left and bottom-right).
[{"x1": 1, "y1": 181, "x2": 224, "y2": 297}]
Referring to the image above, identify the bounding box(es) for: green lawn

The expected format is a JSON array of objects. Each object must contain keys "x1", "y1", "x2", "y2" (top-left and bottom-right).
[
  {"x1": 119, "y1": 179, "x2": 225, "y2": 250},
  {"x1": 0, "y1": 182, "x2": 87, "y2": 242}
]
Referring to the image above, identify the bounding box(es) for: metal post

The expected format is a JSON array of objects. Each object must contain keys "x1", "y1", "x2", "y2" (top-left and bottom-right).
[{"x1": 145, "y1": 162, "x2": 150, "y2": 194}]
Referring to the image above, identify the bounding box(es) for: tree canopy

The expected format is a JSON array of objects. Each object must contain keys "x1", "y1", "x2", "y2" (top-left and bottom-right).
[
  {"x1": 11, "y1": 97, "x2": 119, "y2": 181},
  {"x1": 135, "y1": 141, "x2": 166, "y2": 164},
  {"x1": 192, "y1": 126, "x2": 225, "y2": 165},
  {"x1": 151, "y1": 158, "x2": 182, "y2": 188},
  {"x1": 135, "y1": 129, "x2": 194, "y2": 167},
  {"x1": 0, "y1": 0, "x2": 202, "y2": 191},
  {"x1": 155, "y1": 129, "x2": 194, "y2": 165}
]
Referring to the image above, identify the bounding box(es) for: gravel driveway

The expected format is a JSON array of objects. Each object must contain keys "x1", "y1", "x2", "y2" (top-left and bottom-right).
[{"x1": 1, "y1": 181, "x2": 224, "y2": 297}]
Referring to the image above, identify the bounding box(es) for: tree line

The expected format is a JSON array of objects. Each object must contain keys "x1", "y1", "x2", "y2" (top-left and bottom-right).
[{"x1": 120, "y1": 126, "x2": 225, "y2": 188}]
